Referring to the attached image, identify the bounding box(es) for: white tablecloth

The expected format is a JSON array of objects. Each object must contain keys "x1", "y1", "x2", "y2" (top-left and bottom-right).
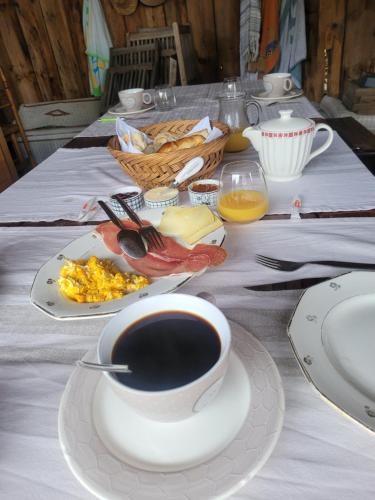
[
  {"x1": 4, "y1": 82, "x2": 372, "y2": 223},
  {"x1": 1, "y1": 218, "x2": 375, "y2": 499},
  {"x1": 0, "y1": 130, "x2": 374, "y2": 222}
]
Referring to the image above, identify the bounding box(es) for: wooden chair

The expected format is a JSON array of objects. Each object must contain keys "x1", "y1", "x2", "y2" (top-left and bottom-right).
[
  {"x1": 103, "y1": 66, "x2": 150, "y2": 110},
  {"x1": 109, "y1": 41, "x2": 159, "y2": 74},
  {"x1": 102, "y1": 43, "x2": 159, "y2": 111},
  {"x1": 0, "y1": 66, "x2": 36, "y2": 168},
  {"x1": 127, "y1": 23, "x2": 199, "y2": 86},
  {"x1": 0, "y1": 125, "x2": 18, "y2": 192}
]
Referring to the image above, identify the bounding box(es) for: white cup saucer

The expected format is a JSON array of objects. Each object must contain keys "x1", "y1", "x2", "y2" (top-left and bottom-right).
[
  {"x1": 93, "y1": 349, "x2": 250, "y2": 472},
  {"x1": 251, "y1": 88, "x2": 304, "y2": 102},
  {"x1": 58, "y1": 321, "x2": 284, "y2": 499},
  {"x1": 108, "y1": 102, "x2": 155, "y2": 116}
]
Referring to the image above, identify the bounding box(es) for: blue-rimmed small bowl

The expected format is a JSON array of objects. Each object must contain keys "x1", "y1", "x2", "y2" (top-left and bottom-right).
[
  {"x1": 110, "y1": 186, "x2": 144, "y2": 216},
  {"x1": 144, "y1": 187, "x2": 179, "y2": 209},
  {"x1": 188, "y1": 179, "x2": 220, "y2": 209}
]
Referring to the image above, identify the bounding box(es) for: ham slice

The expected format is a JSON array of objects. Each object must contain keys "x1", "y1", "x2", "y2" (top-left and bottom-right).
[{"x1": 95, "y1": 220, "x2": 226, "y2": 277}]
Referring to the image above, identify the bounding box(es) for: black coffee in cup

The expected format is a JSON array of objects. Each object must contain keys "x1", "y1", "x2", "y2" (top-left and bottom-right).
[{"x1": 111, "y1": 311, "x2": 221, "y2": 391}]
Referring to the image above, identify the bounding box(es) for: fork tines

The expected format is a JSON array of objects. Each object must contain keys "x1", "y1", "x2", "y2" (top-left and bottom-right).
[
  {"x1": 255, "y1": 254, "x2": 282, "y2": 270},
  {"x1": 144, "y1": 227, "x2": 164, "y2": 251}
]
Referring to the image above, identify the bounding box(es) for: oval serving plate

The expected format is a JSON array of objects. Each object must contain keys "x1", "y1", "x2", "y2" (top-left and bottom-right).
[
  {"x1": 30, "y1": 208, "x2": 225, "y2": 320},
  {"x1": 288, "y1": 271, "x2": 375, "y2": 432}
]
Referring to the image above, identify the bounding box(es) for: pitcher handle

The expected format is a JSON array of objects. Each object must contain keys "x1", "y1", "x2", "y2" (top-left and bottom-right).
[
  {"x1": 245, "y1": 100, "x2": 261, "y2": 126},
  {"x1": 308, "y1": 123, "x2": 334, "y2": 163}
]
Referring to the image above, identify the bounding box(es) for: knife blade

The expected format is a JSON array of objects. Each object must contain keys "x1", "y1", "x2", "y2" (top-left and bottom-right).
[{"x1": 244, "y1": 276, "x2": 332, "y2": 291}]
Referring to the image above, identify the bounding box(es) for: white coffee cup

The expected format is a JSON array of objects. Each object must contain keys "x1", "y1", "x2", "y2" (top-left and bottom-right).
[
  {"x1": 118, "y1": 88, "x2": 152, "y2": 112},
  {"x1": 97, "y1": 294, "x2": 231, "y2": 422},
  {"x1": 263, "y1": 73, "x2": 293, "y2": 98}
]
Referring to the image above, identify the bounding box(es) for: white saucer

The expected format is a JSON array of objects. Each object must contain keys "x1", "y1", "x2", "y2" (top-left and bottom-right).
[
  {"x1": 288, "y1": 272, "x2": 375, "y2": 433},
  {"x1": 59, "y1": 321, "x2": 284, "y2": 499},
  {"x1": 93, "y1": 350, "x2": 249, "y2": 472},
  {"x1": 108, "y1": 102, "x2": 155, "y2": 116},
  {"x1": 251, "y1": 88, "x2": 303, "y2": 102}
]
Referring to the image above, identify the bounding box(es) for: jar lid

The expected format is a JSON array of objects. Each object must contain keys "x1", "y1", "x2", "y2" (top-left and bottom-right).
[{"x1": 259, "y1": 110, "x2": 313, "y2": 133}]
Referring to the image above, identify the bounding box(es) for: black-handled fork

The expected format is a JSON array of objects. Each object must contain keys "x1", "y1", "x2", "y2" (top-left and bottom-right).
[
  {"x1": 114, "y1": 195, "x2": 165, "y2": 251},
  {"x1": 255, "y1": 254, "x2": 375, "y2": 271}
]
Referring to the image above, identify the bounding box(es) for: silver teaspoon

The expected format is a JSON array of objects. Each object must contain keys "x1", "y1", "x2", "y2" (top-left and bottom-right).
[
  {"x1": 76, "y1": 360, "x2": 132, "y2": 373},
  {"x1": 98, "y1": 200, "x2": 147, "y2": 259}
]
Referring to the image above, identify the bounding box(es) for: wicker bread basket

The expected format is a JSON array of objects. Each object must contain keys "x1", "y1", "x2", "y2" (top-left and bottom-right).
[{"x1": 107, "y1": 119, "x2": 229, "y2": 191}]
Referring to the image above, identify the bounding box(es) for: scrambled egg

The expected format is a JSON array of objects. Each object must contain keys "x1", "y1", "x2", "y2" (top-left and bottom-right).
[{"x1": 58, "y1": 256, "x2": 149, "y2": 303}]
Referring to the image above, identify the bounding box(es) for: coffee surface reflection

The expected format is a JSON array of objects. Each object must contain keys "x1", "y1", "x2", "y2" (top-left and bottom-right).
[{"x1": 112, "y1": 311, "x2": 221, "y2": 391}]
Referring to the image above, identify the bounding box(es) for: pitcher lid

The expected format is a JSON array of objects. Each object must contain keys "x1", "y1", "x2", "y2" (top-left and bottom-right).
[{"x1": 259, "y1": 110, "x2": 313, "y2": 132}]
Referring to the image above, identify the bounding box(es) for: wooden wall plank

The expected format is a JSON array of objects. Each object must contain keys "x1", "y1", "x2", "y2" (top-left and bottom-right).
[
  {"x1": 39, "y1": 0, "x2": 86, "y2": 98},
  {"x1": 185, "y1": 0, "x2": 218, "y2": 82},
  {"x1": 304, "y1": 0, "x2": 346, "y2": 101},
  {"x1": 15, "y1": 0, "x2": 64, "y2": 101},
  {"x1": 2, "y1": 0, "x2": 374, "y2": 107},
  {"x1": 213, "y1": 0, "x2": 240, "y2": 80},
  {"x1": 342, "y1": 0, "x2": 375, "y2": 81},
  {"x1": 163, "y1": 0, "x2": 188, "y2": 25},
  {"x1": 69, "y1": 0, "x2": 90, "y2": 96},
  {"x1": 0, "y1": 0, "x2": 41, "y2": 103},
  {"x1": 101, "y1": 0, "x2": 127, "y2": 46},
  {"x1": 303, "y1": 0, "x2": 320, "y2": 101},
  {"x1": 142, "y1": 4, "x2": 166, "y2": 27}
]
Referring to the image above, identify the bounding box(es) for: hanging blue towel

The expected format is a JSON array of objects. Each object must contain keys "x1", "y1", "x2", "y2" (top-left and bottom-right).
[{"x1": 277, "y1": 0, "x2": 306, "y2": 88}]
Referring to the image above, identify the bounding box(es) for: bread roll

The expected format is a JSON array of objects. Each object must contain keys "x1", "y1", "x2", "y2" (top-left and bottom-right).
[{"x1": 158, "y1": 133, "x2": 206, "y2": 153}]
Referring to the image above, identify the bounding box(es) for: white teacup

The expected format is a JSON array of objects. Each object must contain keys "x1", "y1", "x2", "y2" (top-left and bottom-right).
[
  {"x1": 263, "y1": 73, "x2": 293, "y2": 98},
  {"x1": 97, "y1": 294, "x2": 231, "y2": 422},
  {"x1": 118, "y1": 88, "x2": 152, "y2": 112}
]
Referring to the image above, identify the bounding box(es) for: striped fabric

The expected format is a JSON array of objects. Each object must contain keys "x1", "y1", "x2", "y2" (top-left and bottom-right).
[{"x1": 240, "y1": 0, "x2": 261, "y2": 77}]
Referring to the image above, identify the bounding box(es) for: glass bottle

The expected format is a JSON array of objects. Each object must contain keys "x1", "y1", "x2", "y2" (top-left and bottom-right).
[{"x1": 218, "y1": 92, "x2": 260, "y2": 153}]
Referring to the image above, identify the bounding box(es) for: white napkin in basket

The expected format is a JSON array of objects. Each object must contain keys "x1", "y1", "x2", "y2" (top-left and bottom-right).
[{"x1": 116, "y1": 116, "x2": 223, "y2": 154}]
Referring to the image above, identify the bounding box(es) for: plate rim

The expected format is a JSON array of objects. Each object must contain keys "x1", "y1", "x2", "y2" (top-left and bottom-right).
[
  {"x1": 30, "y1": 208, "x2": 226, "y2": 320},
  {"x1": 250, "y1": 88, "x2": 304, "y2": 102},
  {"x1": 58, "y1": 320, "x2": 285, "y2": 500},
  {"x1": 287, "y1": 271, "x2": 375, "y2": 433},
  {"x1": 108, "y1": 103, "x2": 156, "y2": 116}
]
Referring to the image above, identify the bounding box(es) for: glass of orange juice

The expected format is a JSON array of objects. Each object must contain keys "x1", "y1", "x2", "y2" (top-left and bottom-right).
[{"x1": 218, "y1": 161, "x2": 269, "y2": 223}]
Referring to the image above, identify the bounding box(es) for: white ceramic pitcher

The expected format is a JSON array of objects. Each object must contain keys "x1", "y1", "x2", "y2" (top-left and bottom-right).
[{"x1": 243, "y1": 110, "x2": 334, "y2": 181}]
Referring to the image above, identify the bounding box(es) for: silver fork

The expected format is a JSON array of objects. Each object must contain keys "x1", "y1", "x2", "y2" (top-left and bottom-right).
[
  {"x1": 255, "y1": 254, "x2": 375, "y2": 271},
  {"x1": 114, "y1": 195, "x2": 165, "y2": 251}
]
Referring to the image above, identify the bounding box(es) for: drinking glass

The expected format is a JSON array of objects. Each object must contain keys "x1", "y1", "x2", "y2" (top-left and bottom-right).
[
  {"x1": 154, "y1": 85, "x2": 177, "y2": 110},
  {"x1": 217, "y1": 161, "x2": 269, "y2": 223},
  {"x1": 222, "y1": 77, "x2": 242, "y2": 97}
]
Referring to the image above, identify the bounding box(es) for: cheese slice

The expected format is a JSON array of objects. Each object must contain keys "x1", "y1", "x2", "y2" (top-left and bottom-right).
[{"x1": 158, "y1": 205, "x2": 223, "y2": 245}]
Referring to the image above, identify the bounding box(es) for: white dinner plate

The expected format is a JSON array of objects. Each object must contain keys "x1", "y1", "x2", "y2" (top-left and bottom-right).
[
  {"x1": 30, "y1": 208, "x2": 226, "y2": 320},
  {"x1": 108, "y1": 102, "x2": 155, "y2": 116},
  {"x1": 250, "y1": 88, "x2": 304, "y2": 102},
  {"x1": 59, "y1": 320, "x2": 285, "y2": 500},
  {"x1": 288, "y1": 271, "x2": 375, "y2": 433}
]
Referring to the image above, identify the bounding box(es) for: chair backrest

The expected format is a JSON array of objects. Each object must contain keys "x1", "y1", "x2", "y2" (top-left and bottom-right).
[
  {"x1": 103, "y1": 44, "x2": 159, "y2": 111},
  {"x1": 127, "y1": 23, "x2": 199, "y2": 86},
  {"x1": 103, "y1": 66, "x2": 149, "y2": 111},
  {"x1": 109, "y1": 42, "x2": 158, "y2": 78},
  {"x1": 127, "y1": 27, "x2": 175, "y2": 86}
]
